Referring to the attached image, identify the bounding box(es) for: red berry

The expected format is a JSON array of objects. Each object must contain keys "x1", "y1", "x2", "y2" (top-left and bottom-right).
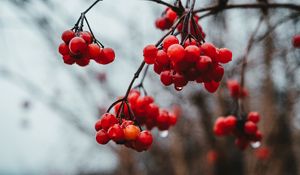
[
  {"x1": 96, "y1": 48, "x2": 115, "y2": 64},
  {"x1": 69, "y1": 37, "x2": 87, "y2": 55},
  {"x1": 143, "y1": 45, "x2": 158, "y2": 64},
  {"x1": 212, "y1": 64, "x2": 224, "y2": 82},
  {"x1": 96, "y1": 129, "x2": 110, "y2": 144},
  {"x1": 80, "y1": 31, "x2": 93, "y2": 44},
  {"x1": 95, "y1": 119, "x2": 102, "y2": 131},
  {"x1": 247, "y1": 112, "x2": 260, "y2": 123},
  {"x1": 253, "y1": 130, "x2": 263, "y2": 141},
  {"x1": 61, "y1": 30, "x2": 75, "y2": 44},
  {"x1": 146, "y1": 103, "x2": 160, "y2": 119},
  {"x1": 165, "y1": 9, "x2": 177, "y2": 22},
  {"x1": 201, "y1": 43, "x2": 217, "y2": 60},
  {"x1": 204, "y1": 81, "x2": 220, "y2": 93},
  {"x1": 88, "y1": 44, "x2": 102, "y2": 59},
  {"x1": 58, "y1": 43, "x2": 70, "y2": 55},
  {"x1": 153, "y1": 62, "x2": 164, "y2": 74},
  {"x1": 76, "y1": 57, "x2": 90, "y2": 67},
  {"x1": 168, "y1": 113, "x2": 177, "y2": 126},
  {"x1": 167, "y1": 44, "x2": 185, "y2": 63},
  {"x1": 213, "y1": 117, "x2": 227, "y2": 136},
  {"x1": 173, "y1": 73, "x2": 188, "y2": 87},
  {"x1": 160, "y1": 70, "x2": 173, "y2": 86},
  {"x1": 155, "y1": 17, "x2": 166, "y2": 29},
  {"x1": 156, "y1": 50, "x2": 170, "y2": 66},
  {"x1": 136, "y1": 130, "x2": 153, "y2": 149},
  {"x1": 184, "y1": 45, "x2": 200, "y2": 62},
  {"x1": 124, "y1": 124, "x2": 141, "y2": 141},
  {"x1": 224, "y1": 115, "x2": 237, "y2": 131},
  {"x1": 156, "y1": 110, "x2": 170, "y2": 130},
  {"x1": 196, "y1": 56, "x2": 212, "y2": 71},
  {"x1": 62, "y1": 55, "x2": 76, "y2": 65},
  {"x1": 163, "y1": 35, "x2": 179, "y2": 51},
  {"x1": 100, "y1": 113, "x2": 118, "y2": 131},
  {"x1": 217, "y1": 48, "x2": 232, "y2": 63},
  {"x1": 108, "y1": 124, "x2": 125, "y2": 142},
  {"x1": 244, "y1": 121, "x2": 257, "y2": 135},
  {"x1": 292, "y1": 34, "x2": 300, "y2": 48}
]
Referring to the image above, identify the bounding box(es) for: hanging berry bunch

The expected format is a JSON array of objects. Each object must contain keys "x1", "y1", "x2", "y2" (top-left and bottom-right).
[
  {"x1": 94, "y1": 89, "x2": 177, "y2": 151},
  {"x1": 213, "y1": 112, "x2": 263, "y2": 150},
  {"x1": 58, "y1": 0, "x2": 115, "y2": 66}
]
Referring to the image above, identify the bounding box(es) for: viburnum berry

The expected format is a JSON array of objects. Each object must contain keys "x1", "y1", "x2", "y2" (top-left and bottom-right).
[
  {"x1": 88, "y1": 44, "x2": 102, "y2": 59},
  {"x1": 167, "y1": 44, "x2": 185, "y2": 63},
  {"x1": 108, "y1": 124, "x2": 125, "y2": 142},
  {"x1": 204, "y1": 81, "x2": 220, "y2": 93},
  {"x1": 62, "y1": 55, "x2": 76, "y2": 65},
  {"x1": 213, "y1": 112, "x2": 263, "y2": 150},
  {"x1": 124, "y1": 124, "x2": 141, "y2": 141},
  {"x1": 163, "y1": 35, "x2": 179, "y2": 51},
  {"x1": 292, "y1": 34, "x2": 300, "y2": 48},
  {"x1": 184, "y1": 45, "x2": 201, "y2": 62},
  {"x1": 58, "y1": 43, "x2": 70, "y2": 56},
  {"x1": 217, "y1": 48, "x2": 232, "y2": 63},
  {"x1": 143, "y1": 45, "x2": 158, "y2": 64},
  {"x1": 196, "y1": 56, "x2": 212, "y2": 71},
  {"x1": 95, "y1": 47, "x2": 115, "y2": 65},
  {"x1": 69, "y1": 37, "x2": 87, "y2": 55},
  {"x1": 244, "y1": 121, "x2": 257, "y2": 135},
  {"x1": 61, "y1": 30, "x2": 75, "y2": 44},
  {"x1": 100, "y1": 113, "x2": 118, "y2": 130},
  {"x1": 160, "y1": 70, "x2": 173, "y2": 86},
  {"x1": 165, "y1": 8, "x2": 177, "y2": 22},
  {"x1": 156, "y1": 50, "x2": 170, "y2": 66},
  {"x1": 136, "y1": 130, "x2": 153, "y2": 150},
  {"x1": 96, "y1": 129, "x2": 110, "y2": 144},
  {"x1": 247, "y1": 112, "x2": 260, "y2": 123},
  {"x1": 80, "y1": 31, "x2": 93, "y2": 44}
]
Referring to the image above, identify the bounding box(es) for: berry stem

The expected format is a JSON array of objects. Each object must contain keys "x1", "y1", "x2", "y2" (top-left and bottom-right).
[
  {"x1": 83, "y1": 0, "x2": 103, "y2": 14},
  {"x1": 84, "y1": 16, "x2": 104, "y2": 47}
]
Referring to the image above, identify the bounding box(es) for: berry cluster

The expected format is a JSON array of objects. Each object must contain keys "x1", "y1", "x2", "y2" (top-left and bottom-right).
[
  {"x1": 114, "y1": 90, "x2": 177, "y2": 130},
  {"x1": 58, "y1": 30, "x2": 115, "y2": 66},
  {"x1": 143, "y1": 35, "x2": 232, "y2": 92},
  {"x1": 226, "y1": 80, "x2": 248, "y2": 98},
  {"x1": 213, "y1": 112, "x2": 262, "y2": 150},
  {"x1": 292, "y1": 34, "x2": 300, "y2": 48},
  {"x1": 95, "y1": 113, "x2": 153, "y2": 152}
]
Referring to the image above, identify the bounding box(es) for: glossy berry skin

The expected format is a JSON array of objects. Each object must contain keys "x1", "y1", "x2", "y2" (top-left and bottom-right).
[
  {"x1": 58, "y1": 43, "x2": 70, "y2": 55},
  {"x1": 108, "y1": 124, "x2": 125, "y2": 142},
  {"x1": 218, "y1": 48, "x2": 232, "y2": 63},
  {"x1": 160, "y1": 70, "x2": 173, "y2": 86},
  {"x1": 204, "y1": 81, "x2": 220, "y2": 93},
  {"x1": 213, "y1": 117, "x2": 227, "y2": 136},
  {"x1": 201, "y1": 43, "x2": 217, "y2": 60},
  {"x1": 63, "y1": 55, "x2": 75, "y2": 65},
  {"x1": 196, "y1": 56, "x2": 212, "y2": 71},
  {"x1": 212, "y1": 64, "x2": 224, "y2": 82},
  {"x1": 136, "y1": 130, "x2": 153, "y2": 149},
  {"x1": 156, "y1": 111, "x2": 170, "y2": 130},
  {"x1": 143, "y1": 45, "x2": 158, "y2": 64},
  {"x1": 69, "y1": 37, "x2": 87, "y2": 55},
  {"x1": 224, "y1": 115, "x2": 237, "y2": 131},
  {"x1": 244, "y1": 121, "x2": 257, "y2": 135},
  {"x1": 163, "y1": 35, "x2": 179, "y2": 51},
  {"x1": 292, "y1": 34, "x2": 300, "y2": 48},
  {"x1": 247, "y1": 112, "x2": 260, "y2": 123},
  {"x1": 88, "y1": 44, "x2": 102, "y2": 59},
  {"x1": 165, "y1": 8, "x2": 177, "y2": 22},
  {"x1": 76, "y1": 57, "x2": 90, "y2": 67},
  {"x1": 80, "y1": 31, "x2": 93, "y2": 44},
  {"x1": 95, "y1": 119, "x2": 102, "y2": 131},
  {"x1": 167, "y1": 44, "x2": 185, "y2": 63},
  {"x1": 61, "y1": 30, "x2": 75, "y2": 44},
  {"x1": 100, "y1": 113, "x2": 118, "y2": 131},
  {"x1": 184, "y1": 45, "x2": 200, "y2": 62},
  {"x1": 96, "y1": 129, "x2": 110, "y2": 144},
  {"x1": 96, "y1": 48, "x2": 115, "y2": 64},
  {"x1": 168, "y1": 113, "x2": 177, "y2": 126},
  {"x1": 124, "y1": 125, "x2": 141, "y2": 141},
  {"x1": 156, "y1": 50, "x2": 170, "y2": 66}
]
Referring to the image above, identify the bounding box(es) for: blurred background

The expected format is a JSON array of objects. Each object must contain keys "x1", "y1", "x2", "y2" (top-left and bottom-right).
[{"x1": 0, "y1": 0, "x2": 300, "y2": 174}]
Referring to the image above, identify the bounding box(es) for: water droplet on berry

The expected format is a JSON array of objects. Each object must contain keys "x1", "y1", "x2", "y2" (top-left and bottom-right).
[
  {"x1": 159, "y1": 130, "x2": 169, "y2": 138},
  {"x1": 251, "y1": 141, "x2": 261, "y2": 148},
  {"x1": 175, "y1": 86, "x2": 183, "y2": 91}
]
